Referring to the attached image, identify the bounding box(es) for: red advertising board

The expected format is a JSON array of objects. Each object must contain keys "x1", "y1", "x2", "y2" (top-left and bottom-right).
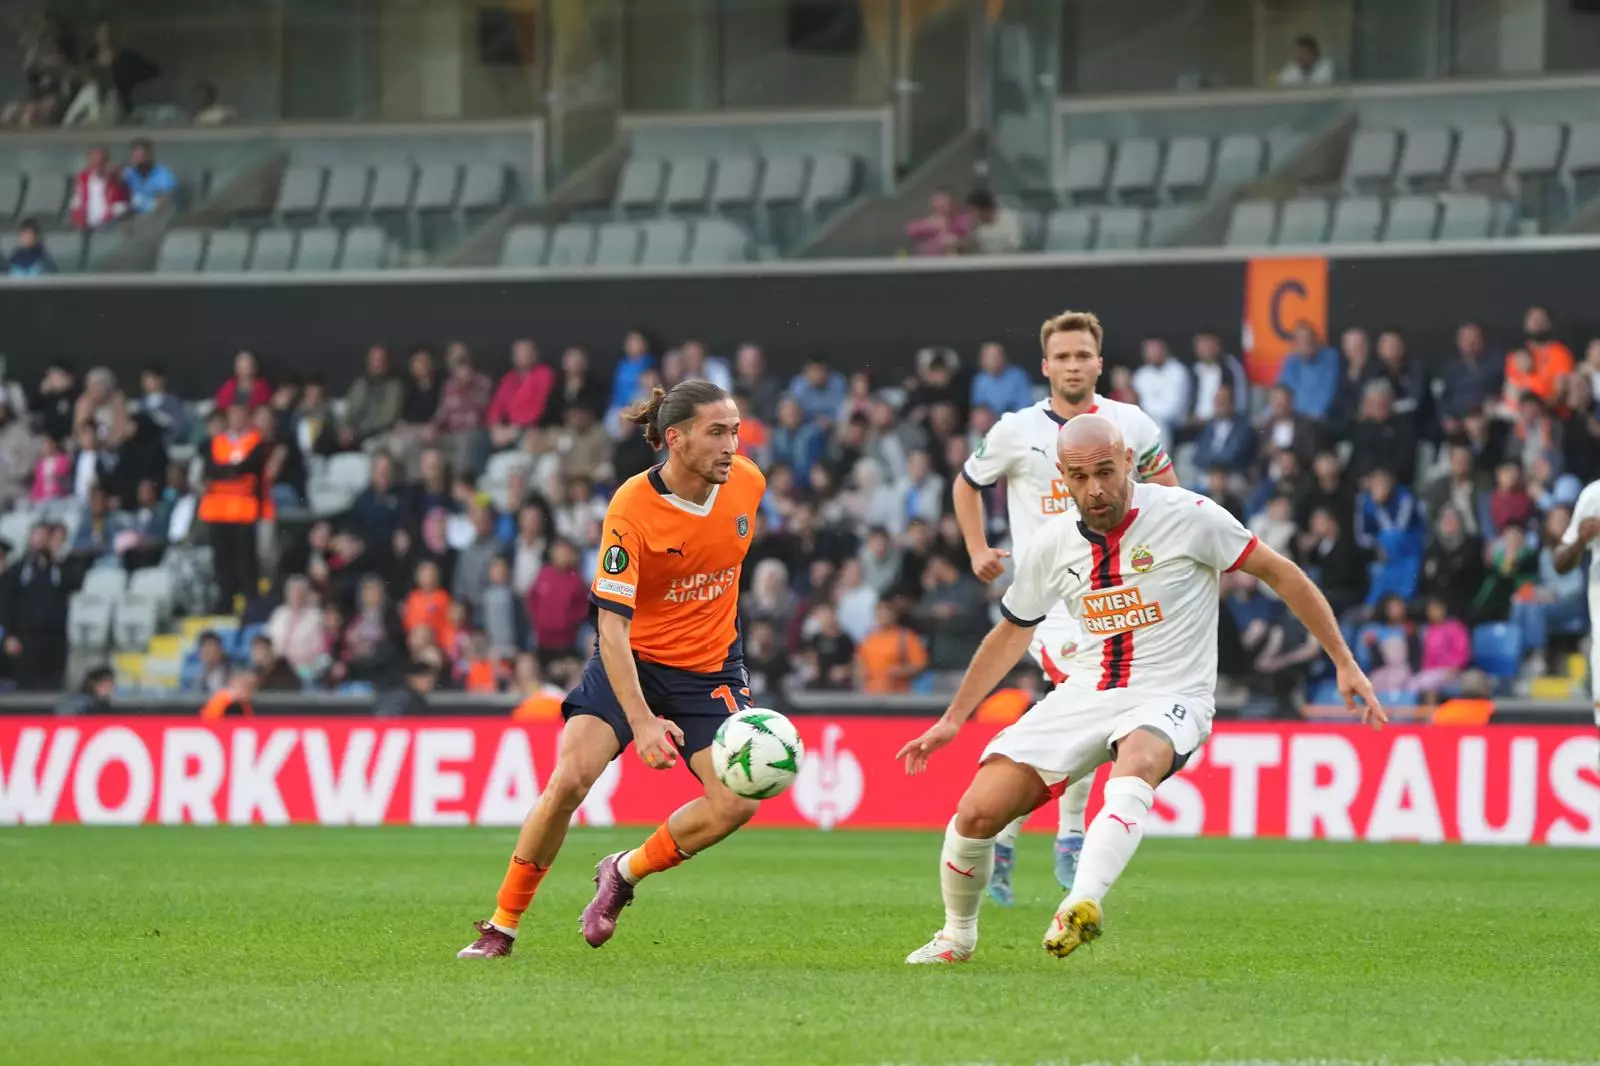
[{"x1": 1, "y1": 718, "x2": 1596, "y2": 845}]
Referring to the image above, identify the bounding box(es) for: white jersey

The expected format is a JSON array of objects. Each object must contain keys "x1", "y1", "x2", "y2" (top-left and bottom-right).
[
  {"x1": 961, "y1": 395, "x2": 1171, "y2": 563},
  {"x1": 1560, "y1": 480, "x2": 1600, "y2": 589},
  {"x1": 999, "y1": 482, "x2": 1257, "y2": 702}
]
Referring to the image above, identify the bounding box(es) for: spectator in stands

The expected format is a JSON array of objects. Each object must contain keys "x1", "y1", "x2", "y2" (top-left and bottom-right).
[
  {"x1": 542, "y1": 346, "x2": 608, "y2": 428},
  {"x1": 528, "y1": 538, "x2": 587, "y2": 655},
  {"x1": 431, "y1": 345, "x2": 492, "y2": 477},
  {"x1": 1258, "y1": 384, "x2": 1319, "y2": 475},
  {"x1": 122, "y1": 138, "x2": 176, "y2": 214},
  {"x1": 1418, "y1": 504, "x2": 1481, "y2": 621},
  {"x1": 486, "y1": 339, "x2": 554, "y2": 451},
  {"x1": 0, "y1": 523, "x2": 67, "y2": 689},
  {"x1": 1190, "y1": 383, "x2": 1254, "y2": 477},
  {"x1": 1438, "y1": 322, "x2": 1502, "y2": 436},
  {"x1": 608, "y1": 330, "x2": 656, "y2": 417},
  {"x1": 0, "y1": 401, "x2": 36, "y2": 512},
  {"x1": 1276, "y1": 35, "x2": 1335, "y2": 86},
  {"x1": 744, "y1": 559, "x2": 797, "y2": 627},
  {"x1": 789, "y1": 357, "x2": 848, "y2": 426},
  {"x1": 1330, "y1": 328, "x2": 1377, "y2": 429},
  {"x1": 1184, "y1": 329, "x2": 1248, "y2": 435},
  {"x1": 770, "y1": 396, "x2": 825, "y2": 482},
  {"x1": 339, "y1": 344, "x2": 403, "y2": 449},
  {"x1": 831, "y1": 557, "x2": 878, "y2": 644},
  {"x1": 1249, "y1": 491, "x2": 1297, "y2": 558},
  {"x1": 191, "y1": 80, "x2": 237, "y2": 126},
  {"x1": 1454, "y1": 408, "x2": 1507, "y2": 478},
  {"x1": 964, "y1": 190, "x2": 1023, "y2": 255},
  {"x1": 253, "y1": 404, "x2": 303, "y2": 511},
  {"x1": 895, "y1": 449, "x2": 944, "y2": 528},
  {"x1": 1132, "y1": 337, "x2": 1191, "y2": 444},
  {"x1": 854, "y1": 599, "x2": 929, "y2": 693},
  {"x1": 733, "y1": 343, "x2": 781, "y2": 423},
  {"x1": 506, "y1": 502, "x2": 550, "y2": 599},
  {"x1": 57, "y1": 666, "x2": 116, "y2": 717},
  {"x1": 135, "y1": 364, "x2": 189, "y2": 446},
  {"x1": 550, "y1": 405, "x2": 611, "y2": 482},
  {"x1": 1276, "y1": 324, "x2": 1340, "y2": 421},
  {"x1": 250, "y1": 634, "x2": 302, "y2": 691},
  {"x1": 744, "y1": 619, "x2": 790, "y2": 696},
  {"x1": 1293, "y1": 506, "x2": 1367, "y2": 617},
  {"x1": 1412, "y1": 597, "x2": 1470, "y2": 704},
  {"x1": 72, "y1": 22, "x2": 159, "y2": 123},
  {"x1": 857, "y1": 526, "x2": 902, "y2": 596},
  {"x1": 1472, "y1": 523, "x2": 1537, "y2": 622},
  {"x1": 904, "y1": 348, "x2": 966, "y2": 426},
  {"x1": 388, "y1": 346, "x2": 441, "y2": 473},
  {"x1": 199, "y1": 402, "x2": 268, "y2": 612},
  {"x1": 267, "y1": 574, "x2": 323, "y2": 678},
  {"x1": 905, "y1": 187, "x2": 971, "y2": 257},
  {"x1": 1559, "y1": 372, "x2": 1600, "y2": 482},
  {"x1": 402, "y1": 559, "x2": 456, "y2": 650},
  {"x1": 481, "y1": 556, "x2": 521, "y2": 657},
  {"x1": 1503, "y1": 305, "x2": 1573, "y2": 407},
  {"x1": 1348, "y1": 380, "x2": 1418, "y2": 484},
  {"x1": 29, "y1": 432, "x2": 68, "y2": 507},
  {"x1": 346, "y1": 451, "x2": 403, "y2": 545},
  {"x1": 70, "y1": 145, "x2": 129, "y2": 230},
  {"x1": 8, "y1": 219, "x2": 56, "y2": 276},
  {"x1": 1356, "y1": 467, "x2": 1425, "y2": 606},
  {"x1": 74, "y1": 366, "x2": 128, "y2": 446},
  {"x1": 70, "y1": 484, "x2": 127, "y2": 566},
  {"x1": 800, "y1": 602, "x2": 855, "y2": 691},
  {"x1": 1425, "y1": 444, "x2": 1491, "y2": 538},
  {"x1": 198, "y1": 669, "x2": 258, "y2": 719},
  {"x1": 913, "y1": 552, "x2": 985, "y2": 670},
  {"x1": 1373, "y1": 328, "x2": 1428, "y2": 422},
  {"x1": 191, "y1": 631, "x2": 230, "y2": 695},
  {"x1": 35, "y1": 362, "x2": 79, "y2": 444},
  {"x1": 70, "y1": 423, "x2": 110, "y2": 502},
  {"x1": 3, "y1": 36, "x2": 68, "y2": 127},
  {"x1": 451, "y1": 499, "x2": 502, "y2": 622},
  {"x1": 1509, "y1": 506, "x2": 1587, "y2": 676},
  {"x1": 1507, "y1": 393, "x2": 1562, "y2": 477},
  {"x1": 216, "y1": 349, "x2": 270, "y2": 410},
  {"x1": 1488, "y1": 462, "x2": 1535, "y2": 534},
  {"x1": 680, "y1": 340, "x2": 733, "y2": 392},
  {"x1": 1203, "y1": 467, "x2": 1247, "y2": 522},
  {"x1": 970, "y1": 342, "x2": 1033, "y2": 415}
]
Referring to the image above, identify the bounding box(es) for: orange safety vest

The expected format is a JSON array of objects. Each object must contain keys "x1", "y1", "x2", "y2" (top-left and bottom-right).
[
  {"x1": 198, "y1": 430, "x2": 263, "y2": 524},
  {"x1": 199, "y1": 690, "x2": 254, "y2": 719}
]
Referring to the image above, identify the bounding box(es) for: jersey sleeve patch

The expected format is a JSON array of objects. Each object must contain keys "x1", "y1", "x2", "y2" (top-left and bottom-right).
[{"x1": 592, "y1": 508, "x2": 643, "y2": 613}]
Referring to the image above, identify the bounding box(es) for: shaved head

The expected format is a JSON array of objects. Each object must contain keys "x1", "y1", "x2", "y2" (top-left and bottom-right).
[{"x1": 1056, "y1": 413, "x2": 1135, "y2": 532}]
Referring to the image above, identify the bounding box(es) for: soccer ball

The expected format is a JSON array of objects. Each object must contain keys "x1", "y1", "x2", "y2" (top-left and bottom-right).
[{"x1": 711, "y1": 709, "x2": 805, "y2": 800}]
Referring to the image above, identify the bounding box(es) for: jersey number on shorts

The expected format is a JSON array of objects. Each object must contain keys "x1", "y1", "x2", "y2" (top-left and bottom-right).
[
  {"x1": 712, "y1": 685, "x2": 752, "y2": 714},
  {"x1": 1164, "y1": 704, "x2": 1188, "y2": 727}
]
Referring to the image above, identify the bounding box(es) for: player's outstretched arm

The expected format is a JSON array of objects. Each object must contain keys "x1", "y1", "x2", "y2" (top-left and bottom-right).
[
  {"x1": 597, "y1": 611, "x2": 684, "y2": 769},
  {"x1": 952, "y1": 473, "x2": 1008, "y2": 582},
  {"x1": 896, "y1": 618, "x2": 1034, "y2": 773},
  {"x1": 1237, "y1": 542, "x2": 1387, "y2": 729}
]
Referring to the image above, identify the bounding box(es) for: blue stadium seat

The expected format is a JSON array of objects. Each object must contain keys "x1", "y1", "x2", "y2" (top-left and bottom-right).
[
  {"x1": 1471, "y1": 622, "x2": 1523, "y2": 678},
  {"x1": 1378, "y1": 689, "x2": 1419, "y2": 709},
  {"x1": 1308, "y1": 679, "x2": 1341, "y2": 706}
]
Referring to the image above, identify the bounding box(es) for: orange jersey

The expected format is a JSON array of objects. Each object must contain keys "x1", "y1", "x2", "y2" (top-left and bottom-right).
[{"x1": 591, "y1": 454, "x2": 766, "y2": 673}]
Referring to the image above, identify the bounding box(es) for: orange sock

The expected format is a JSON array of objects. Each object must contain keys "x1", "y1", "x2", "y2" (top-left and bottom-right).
[
  {"x1": 623, "y1": 824, "x2": 688, "y2": 883},
  {"x1": 491, "y1": 856, "x2": 548, "y2": 931}
]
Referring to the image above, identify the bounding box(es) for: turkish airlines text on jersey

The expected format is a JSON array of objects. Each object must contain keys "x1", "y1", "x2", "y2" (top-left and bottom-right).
[{"x1": 1, "y1": 719, "x2": 1596, "y2": 845}]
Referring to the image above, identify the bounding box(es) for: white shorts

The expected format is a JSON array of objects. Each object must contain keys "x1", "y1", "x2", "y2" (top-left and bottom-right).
[
  {"x1": 981, "y1": 687, "x2": 1214, "y2": 787},
  {"x1": 1028, "y1": 608, "x2": 1081, "y2": 685}
]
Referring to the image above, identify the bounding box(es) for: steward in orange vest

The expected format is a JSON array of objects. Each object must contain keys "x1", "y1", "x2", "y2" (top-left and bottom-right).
[{"x1": 200, "y1": 403, "x2": 268, "y2": 613}]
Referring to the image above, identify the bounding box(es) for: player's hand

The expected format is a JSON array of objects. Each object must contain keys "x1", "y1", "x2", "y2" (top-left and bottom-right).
[
  {"x1": 1579, "y1": 517, "x2": 1600, "y2": 543},
  {"x1": 970, "y1": 546, "x2": 1011, "y2": 583},
  {"x1": 895, "y1": 718, "x2": 960, "y2": 775},
  {"x1": 1336, "y1": 662, "x2": 1387, "y2": 730},
  {"x1": 632, "y1": 716, "x2": 684, "y2": 771}
]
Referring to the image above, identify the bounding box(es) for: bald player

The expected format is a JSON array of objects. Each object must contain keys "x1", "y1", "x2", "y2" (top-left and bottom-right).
[{"x1": 900, "y1": 414, "x2": 1384, "y2": 964}]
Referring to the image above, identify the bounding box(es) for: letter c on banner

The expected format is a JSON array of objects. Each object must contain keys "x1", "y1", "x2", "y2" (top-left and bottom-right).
[
  {"x1": 1269, "y1": 279, "x2": 1308, "y2": 340},
  {"x1": 1243, "y1": 256, "x2": 1327, "y2": 385}
]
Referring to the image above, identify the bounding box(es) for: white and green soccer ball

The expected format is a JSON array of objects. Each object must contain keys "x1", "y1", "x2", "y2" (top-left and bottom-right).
[{"x1": 711, "y1": 709, "x2": 804, "y2": 800}]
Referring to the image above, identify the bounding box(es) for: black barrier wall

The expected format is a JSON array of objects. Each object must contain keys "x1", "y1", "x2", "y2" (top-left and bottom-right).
[{"x1": 0, "y1": 249, "x2": 1595, "y2": 391}]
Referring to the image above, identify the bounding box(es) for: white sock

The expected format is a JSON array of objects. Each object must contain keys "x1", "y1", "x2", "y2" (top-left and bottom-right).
[
  {"x1": 618, "y1": 849, "x2": 640, "y2": 885},
  {"x1": 994, "y1": 814, "x2": 1024, "y2": 850},
  {"x1": 490, "y1": 922, "x2": 518, "y2": 938},
  {"x1": 1065, "y1": 776, "x2": 1154, "y2": 906},
  {"x1": 939, "y1": 818, "x2": 994, "y2": 943},
  {"x1": 1057, "y1": 776, "x2": 1091, "y2": 840}
]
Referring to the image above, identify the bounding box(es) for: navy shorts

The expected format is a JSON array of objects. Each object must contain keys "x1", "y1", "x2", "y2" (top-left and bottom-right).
[{"x1": 562, "y1": 652, "x2": 752, "y2": 762}]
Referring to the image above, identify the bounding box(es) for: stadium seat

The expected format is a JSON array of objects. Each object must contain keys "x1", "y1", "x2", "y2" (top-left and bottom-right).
[
  {"x1": 757, "y1": 157, "x2": 807, "y2": 208},
  {"x1": 804, "y1": 154, "x2": 859, "y2": 219},
  {"x1": 307, "y1": 480, "x2": 357, "y2": 517},
  {"x1": 615, "y1": 157, "x2": 666, "y2": 216},
  {"x1": 1109, "y1": 138, "x2": 1161, "y2": 203},
  {"x1": 1043, "y1": 208, "x2": 1095, "y2": 252},
  {"x1": 1276, "y1": 197, "x2": 1330, "y2": 245},
  {"x1": 1451, "y1": 125, "x2": 1509, "y2": 189},
  {"x1": 274, "y1": 165, "x2": 326, "y2": 222},
  {"x1": 688, "y1": 218, "x2": 751, "y2": 264},
  {"x1": 709, "y1": 156, "x2": 761, "y2": 213},
  {"x1": 326, "y1": 451, "x2": 373, "y2": 491},
  {"x1": 501, "y1": 224, "x2": 548, "y2": 268},
  {"x1": 638, "y1": 218, "x2": 690, "y2": 266},
  {"x1": 458, "y1": 164, "x2": 509, "y2": 215},
  {"x1": 412, "y1": 163, "x2": 462, "y2": 214},
  {"x1": 156, "y1": 229, "x2": 207, "y2": 273},
  {"x1": 662, "y1": 157, "x2": 713, "y2": 214},
  {"x1": 128, "y1": 568, "x2": 176, "y2": 619},
  {"x1": 545, "y1": 223, "x2": 595, "y2": 268},
  {"x1": 20, "y1": 172, "x2": 69, "y2": 223},
  {"x1": 1508, "y1": 122, "x2": 1566, "y2": 180},
  {"x1": 1160, "y1": 136, "x2": 1213, "y2": 200},
  {"x1": 1343, "y1": 129, "x2": 1400, "y2": 193},
  {"x1": 249, "y1": 229, "x2": 296, "y2": 272},
  {"x1": 1383, "y1": 196, "x2": 1439, "y2": 242},
  {"x1": 367, "y1": 164, "x2": 416, "y2": 217},
  {"x1": 294, "y1": 228, "x2": 340, "y2": 271},
  {"x1": 593, "y1": 221, "x2": 640, "y2": 267},
  {"x1": 1562, "y1": 121, "x2": 1600, "y2": 205},
  {"x1": 1225, "y1": 200, "x2": 1277, "y2": 246},
  {"x1": 1327, "y1": 197, "x2": 1383, "y2": 244},
  {"x1": 322, "y1": 165, "x2": 372, "y2": 222},
  {"x1": 1396, "y1": 127, "x2": 1454, "y2": 191},
  {"x1": 114, "y1": 599, "x2": 159, "y2": 651},
  {"x1": 0, "y1": 173, "x2": 22, "y2": 221},
  {"x1": 1436, "y1": 193, "x2": 1494, "y2": 240},
  {"x1": 68, "y1": 594, "x2": 114, "y2": 650},
  {"x1": 1213, "y1": 134, "x2": 1265, "y2": 188},
  {"x1": 1094, "y1": 207, "x2": 1146, "y2": 250},
  {"x1": 340, "y1": 226, "x2": 387, "y2": 270},
  {"x1": 1060, "y1": 140, "x2": 1111, "y2": 203},
  {"x1": 82, "y1": 567, "x2": 128, "y2": 599},
  {"x1": 203, "y1": 229, "x2": 251, "y2": 273},
  {"x1": 1472, "y1": 622, "x2": 1523, "y2": 678}
]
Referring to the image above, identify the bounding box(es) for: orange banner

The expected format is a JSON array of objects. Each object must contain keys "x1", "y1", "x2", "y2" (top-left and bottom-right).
[{"x1": 1242, "y1": 256, "x2": 1327, "y2": 385}]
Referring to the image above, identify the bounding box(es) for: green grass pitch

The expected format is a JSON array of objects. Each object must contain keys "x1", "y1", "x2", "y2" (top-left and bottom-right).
[{"x1": 2, "y1": 827, "x2": 1597, "y2": 1065}]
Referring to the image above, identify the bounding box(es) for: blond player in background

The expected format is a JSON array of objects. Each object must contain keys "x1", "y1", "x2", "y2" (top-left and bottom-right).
[{"x1": 953, "y1": 311, "x2": 1179, "y2": 903}]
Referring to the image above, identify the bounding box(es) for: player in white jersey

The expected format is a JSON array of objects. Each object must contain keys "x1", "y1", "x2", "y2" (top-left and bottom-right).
[
  {"x1": 1551, "y1": 480, "x2": 1600, "y2": 727},
  {"x1": 900, "y1": 414, "x2": 1383, "y2": 964},
  {"x1": 954, "y1": 310, "x2": 1178, "y2": 904}
]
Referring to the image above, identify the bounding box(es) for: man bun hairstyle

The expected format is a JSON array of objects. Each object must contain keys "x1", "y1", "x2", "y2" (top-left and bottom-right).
[{"x1": 625, "y1": 379, "x2": 730, "y2": 450}]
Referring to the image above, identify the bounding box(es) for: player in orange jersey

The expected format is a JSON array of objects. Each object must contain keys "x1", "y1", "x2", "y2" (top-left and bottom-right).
[{"x1": 458, "y1": 379, "x2": 767, "y2": 958}]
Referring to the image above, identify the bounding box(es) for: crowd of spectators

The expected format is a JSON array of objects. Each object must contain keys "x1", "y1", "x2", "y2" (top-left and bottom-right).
[{"x1": 0, "y1": 301, "x2": 1595, "y2": 713}]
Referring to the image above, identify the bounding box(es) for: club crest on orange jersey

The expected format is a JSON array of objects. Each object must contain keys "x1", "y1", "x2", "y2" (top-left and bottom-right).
[
  {"x1": 736, "y1": 513, "x2": 749, "y2": 538},
  {"x1": 1130, "y1": 545, "x2": 1155, "y2": 573}
]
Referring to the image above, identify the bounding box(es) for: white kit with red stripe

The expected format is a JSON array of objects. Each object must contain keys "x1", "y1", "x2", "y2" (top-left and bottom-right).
[
  {"x1": 983, "y1": 482, "x2": 1258, "y2": 786},
  {"x1": 962, "y1": 395, "x2": 1172, "y2": 683}
]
